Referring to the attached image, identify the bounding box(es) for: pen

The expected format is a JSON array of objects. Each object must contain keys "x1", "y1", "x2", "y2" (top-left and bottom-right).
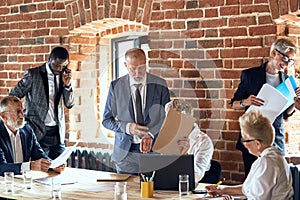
[
  {"x1": 141, "y1": 174, "x2": 146, "y2": 182},
  {"x1": 215, "y1": 177, "x2": 225, "y2": 187},
  {"x1": 149, "y1": 171, "x2": 155, "y2": 182},
  {"x1": 206, "y1": 178, "x2": 225, "y2": 196}
]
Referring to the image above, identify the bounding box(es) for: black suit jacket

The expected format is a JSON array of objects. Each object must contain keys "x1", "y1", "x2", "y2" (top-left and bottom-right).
[
  {"x1": 0, "y1": 121, "x2": 49, "y2": 176},
  {"x1": 230, "y1": 62, "x2": 290, "y2": 154}
]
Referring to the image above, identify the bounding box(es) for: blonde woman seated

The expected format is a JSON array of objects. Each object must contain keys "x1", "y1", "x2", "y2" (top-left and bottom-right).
[
  {"x1": 206, "y1": 109, "x2": 294, "y2": 200},
  {"x1": 165, "y1": 99, "x2": 218, "y2": 183}
]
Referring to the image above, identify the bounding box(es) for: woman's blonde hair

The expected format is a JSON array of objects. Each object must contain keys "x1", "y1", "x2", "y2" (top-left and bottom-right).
[{"x1": 239, "y1": 109, "x2": 274, "y2": 146}]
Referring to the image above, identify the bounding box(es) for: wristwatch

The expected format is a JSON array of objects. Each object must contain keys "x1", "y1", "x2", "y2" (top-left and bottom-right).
[{"x1": 240, "y1": 99, "x2": 246, "y2": 107}]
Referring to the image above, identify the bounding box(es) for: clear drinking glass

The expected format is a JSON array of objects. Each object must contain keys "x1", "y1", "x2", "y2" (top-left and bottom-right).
[
  {"x1": 114, "y1": 182, "x2": 127, "y2": 200},
  {"x1": 4, "y1": 171, "x2": 14, "y2": 194},
  {"x1": 23, "y1": 170, "x2": 32, "y2": 189},
  {"x1": 179, "y1": 174, "x2": 189, "y2": 196},
  {"x1": 52, "y1": 178, "x2": 62, "y2": 200}
]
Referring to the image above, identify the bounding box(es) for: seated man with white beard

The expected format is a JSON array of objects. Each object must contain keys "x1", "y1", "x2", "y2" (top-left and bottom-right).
[{"x1": 0, "y1": 96, "x2": 64, "y2": 176}]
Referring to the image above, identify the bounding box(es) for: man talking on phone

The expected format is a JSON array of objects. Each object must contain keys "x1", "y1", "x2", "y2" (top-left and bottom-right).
[{"x1": 10, "y1": 46, "x2": 75, "y2": 159}]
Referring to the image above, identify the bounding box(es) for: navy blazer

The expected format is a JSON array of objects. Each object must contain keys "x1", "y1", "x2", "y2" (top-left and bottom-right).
[
  {"x1": 0, "y1": 121, "x2": 50, "y2": 176},
  {"x1": 230, "y1": 62, "x2": 290, "y2": 154},
  {"x1": 102, "y1": 73, "x2": 170, "y2": 162}
]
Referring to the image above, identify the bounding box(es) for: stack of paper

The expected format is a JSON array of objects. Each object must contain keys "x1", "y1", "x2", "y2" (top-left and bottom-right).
[
  {"x1": 246, "y1": 84, "x2": 288, "y2": 123},
  {"x1": 49, "y1": 141, "x2": 79, "y2": 168},
  {"x1": 246, "y1": 76, "x2": 298, "y2": 123}
]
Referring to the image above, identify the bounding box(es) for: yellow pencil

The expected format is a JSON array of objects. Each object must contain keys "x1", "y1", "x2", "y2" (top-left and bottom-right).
[
  {"x1": 141, "y1": 173, "x2": 147, "y2": 182},
  {"x1": 215, "y1": 180, "x2": 223, "y2": 187},
  {"x1": 206, "y1": 178, "x2": 225, "y2": 196}
]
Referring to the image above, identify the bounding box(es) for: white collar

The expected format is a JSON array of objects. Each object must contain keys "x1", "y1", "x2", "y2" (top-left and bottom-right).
[{"x1": 46, "y1": 62, "x2": 54, "y2": 76}]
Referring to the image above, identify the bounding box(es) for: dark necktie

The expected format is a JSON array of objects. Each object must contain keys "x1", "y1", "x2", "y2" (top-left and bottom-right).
[
  {"x1": 54, "y1": 75, "x2": 58, "y2": 94},
  {"x1": 134, "y1": 84, "x2": 144, "y2": 125},
  {"x1": 54, "y1": 74, "x2": 61, "y2": 119}
]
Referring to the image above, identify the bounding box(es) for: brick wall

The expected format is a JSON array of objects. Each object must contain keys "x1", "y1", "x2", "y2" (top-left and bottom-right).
[{"x1": 1, "y1": 0, "x2": 300, "y2": 183}]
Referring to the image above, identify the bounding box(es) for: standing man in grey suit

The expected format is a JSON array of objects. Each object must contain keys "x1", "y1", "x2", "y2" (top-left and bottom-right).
[
  {"x1": 10, "y1": 47, "x2": 75, "y2": 160},
  {"x1": 102, "y1": 48, "x2": 170, "y2": 174}
]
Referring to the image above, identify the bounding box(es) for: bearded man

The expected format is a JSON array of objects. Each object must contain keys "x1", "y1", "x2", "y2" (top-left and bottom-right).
[{"x1": 0, "y1": 96, "x2": 64, "y2": 176}]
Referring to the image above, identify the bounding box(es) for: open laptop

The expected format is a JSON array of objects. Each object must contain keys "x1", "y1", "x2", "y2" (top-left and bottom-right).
[{"x1": 139, "y1": 154, "x2": 195, "y2": 190}]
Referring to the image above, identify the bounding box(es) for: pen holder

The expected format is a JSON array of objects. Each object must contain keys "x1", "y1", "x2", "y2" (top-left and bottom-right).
[{"x1": 141, "y1": 181, "x2": 154, "y2": 198}]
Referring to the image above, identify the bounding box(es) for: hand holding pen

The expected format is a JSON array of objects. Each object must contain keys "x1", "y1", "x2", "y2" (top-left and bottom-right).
[{"x1": 205, "y1": 178, "x2": 225, "y2": 197}]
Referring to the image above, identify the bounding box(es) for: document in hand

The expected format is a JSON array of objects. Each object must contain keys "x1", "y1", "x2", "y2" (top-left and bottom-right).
[
  {"x1": 152, "y1": 108, "x2": 195, "y2": 155},
  {"x1": 49, "y1": 141, "x2": 79, "y2": 168},
  {"x1": 276, "y1": 75, "x2": 298, "y2": 112},
  {"x1": 246, "y1": 83, "x2": 288, "y2": 123}
]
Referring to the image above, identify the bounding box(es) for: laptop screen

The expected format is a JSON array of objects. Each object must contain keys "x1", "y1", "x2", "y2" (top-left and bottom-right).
[{"x1": 139, "y1": 154, "x2": 195, "y2": 190}]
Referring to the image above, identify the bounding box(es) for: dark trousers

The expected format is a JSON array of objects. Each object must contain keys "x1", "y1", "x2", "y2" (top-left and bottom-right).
[
  {"x1": 241, "y1": 148, "x2": 257, "y2": 177},
  {"x1": 39, "y1": 125, "x2": 65, "y2": 160},
  {"x1": 236, "y1": 133, "x2": 257, "y2": 178}
]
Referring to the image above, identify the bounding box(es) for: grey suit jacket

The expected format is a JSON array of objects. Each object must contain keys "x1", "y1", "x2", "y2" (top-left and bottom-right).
[
  {"x1": 102, "y1": 73, "x2": 170, "y2": 162},
  {"x1": 10, "y1": 63, "x2": 75, "y2": 144}
]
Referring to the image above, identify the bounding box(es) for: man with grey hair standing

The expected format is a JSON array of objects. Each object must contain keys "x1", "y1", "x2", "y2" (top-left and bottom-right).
[
  {"x1": 102, "y1": 48, "x2": 170, "y2": 175},
  {"x1": 230, "y1": 38, "x2": 300, "y2": 177}
]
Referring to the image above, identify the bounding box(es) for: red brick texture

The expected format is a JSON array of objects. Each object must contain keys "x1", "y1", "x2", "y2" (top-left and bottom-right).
[{"x1": 1, "y1": 0, "x2": 300, "y2": 183}]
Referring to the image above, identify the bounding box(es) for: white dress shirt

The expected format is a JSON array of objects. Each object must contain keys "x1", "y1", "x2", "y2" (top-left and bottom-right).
[
  {"x1": 7, "y1": 127, "x2": 23, "y2": 163},
  {"x1": 5, "y1": 124, "x2": 30, "y2": 172},
  {"x1": 242, "y1": 146, "x2": 294, "y2": 200},
  {"x1": 187, "y1": 123, "x2": 214, "y2": 181},
  {"x1": 45, "y1": 63, "x2": 59, "y2": 126},
  {"x1": 126, "y1": 75, "x2": 147, "y2": 144}
]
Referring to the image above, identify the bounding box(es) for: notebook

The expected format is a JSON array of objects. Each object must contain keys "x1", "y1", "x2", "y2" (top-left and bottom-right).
[{"x1": 139, "y1": 154, "x2": 195, "y2": 190}]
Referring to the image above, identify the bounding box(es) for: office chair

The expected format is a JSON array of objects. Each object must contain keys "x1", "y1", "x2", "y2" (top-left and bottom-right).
[
  {"x1": 199, "y1": 160, "x2": 222, "y2": 184},
  {"x1": 290, "y1": 164, "x2": 300, "y2": 200}
]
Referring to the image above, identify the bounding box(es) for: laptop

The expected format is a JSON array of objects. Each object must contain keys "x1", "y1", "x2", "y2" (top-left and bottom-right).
[{"x1": 139, "y1": 154, "x2": 195, "y2": 190}]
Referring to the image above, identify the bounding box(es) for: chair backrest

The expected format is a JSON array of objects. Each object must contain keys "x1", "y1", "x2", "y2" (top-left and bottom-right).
[
  {"x1": 211, "y1": 160, "x2": 222, "y2": 180},
  {"x1": 199, "y1": 159, "x2": 222, "y2": 184},
  {"x1": 290, "y1": 164, "x2": 300, "y2": 200}
]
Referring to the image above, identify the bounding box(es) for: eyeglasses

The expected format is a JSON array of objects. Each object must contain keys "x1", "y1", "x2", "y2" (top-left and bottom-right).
[
  {"x1": 241, "y1": 138, "x2": 256, "y2": 143},
  {"x1": 275, "y1": 49, "x2": 295, "y2": 66},
  {"x1": 3, "y1": 109, "x2": 25, "y2": 115},
  {"x1": 127, "y1": 65, "x2": 146, "y2": 73}
]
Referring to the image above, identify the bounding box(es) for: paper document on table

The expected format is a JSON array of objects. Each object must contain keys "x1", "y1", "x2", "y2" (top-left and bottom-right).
[
  {"x1": 196, "y1": 195, "x2": 246, "y2": 199},
  {"x1": 50, "y1": 141, "x2": 79, "y2": 168},
  {"x1": 246, "y1": 83, "x2": 288, "y2": 123},
  {"x1": 35, "y1": 177, "x2": 77, "y2": 185}
]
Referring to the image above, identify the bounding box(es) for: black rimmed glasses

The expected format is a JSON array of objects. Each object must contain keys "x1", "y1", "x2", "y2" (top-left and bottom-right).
[
  {"x1": 275, "y1": 49, "x2": 295, "y2": 66},
  {"x1": 241, "y1": 138, "x2": 256, "y2": 143}
]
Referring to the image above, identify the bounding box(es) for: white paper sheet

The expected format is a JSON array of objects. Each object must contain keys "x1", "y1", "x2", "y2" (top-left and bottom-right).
[
  {"x1": 49, "y1": 141, "x2": 78, "y2": 168},
  {"x1": 246, "y1": 83, "x2": 288, "y2": 123}
]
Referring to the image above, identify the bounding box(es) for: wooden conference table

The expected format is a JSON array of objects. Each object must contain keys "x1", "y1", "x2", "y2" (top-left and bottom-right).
[{"x1": 0, "y1": 167, "x2": 214, "y2": 200}]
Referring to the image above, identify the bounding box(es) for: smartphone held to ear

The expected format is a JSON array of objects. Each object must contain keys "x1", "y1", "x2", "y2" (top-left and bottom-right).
[{"x1": 62, "y1": 66, "x2": 68, "y2": 73}]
